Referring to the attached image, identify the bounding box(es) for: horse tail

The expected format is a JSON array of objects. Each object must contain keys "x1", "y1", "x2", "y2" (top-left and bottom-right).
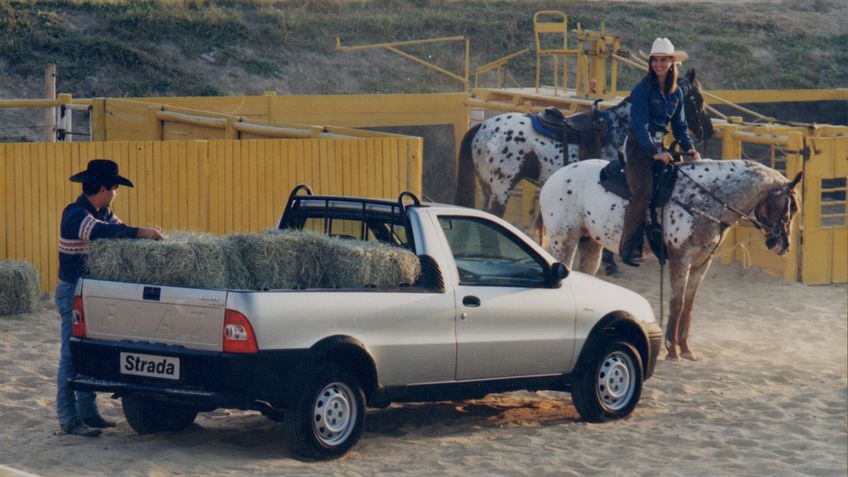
[{"x1": 454, "y1": 123, "x2": 482, "y2": 207}]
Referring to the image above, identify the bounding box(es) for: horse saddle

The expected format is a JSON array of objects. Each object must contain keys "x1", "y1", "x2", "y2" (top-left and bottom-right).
[
  {"x1": 599, "y1": 158, "x2": 679, "y2": 208},
  {"x1": 600, "y1": 159, "x2": 681, "y2": 264},
  {"x1": 528, "y1": 105, "x2": 608, "y2": 160}
]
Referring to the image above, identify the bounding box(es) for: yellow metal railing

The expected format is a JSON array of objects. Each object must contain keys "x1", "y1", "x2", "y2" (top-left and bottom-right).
[
  {"x1": 336, "y1": 36, "x2": 470, "y2": 92},
  {"x1": 475, "y1": 48, "x2": 531, "y2": 89}
]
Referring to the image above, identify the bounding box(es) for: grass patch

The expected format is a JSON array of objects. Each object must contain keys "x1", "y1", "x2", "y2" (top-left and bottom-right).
[{"x1": 0, "y1": 0, "x2": 844, "y2": 98}]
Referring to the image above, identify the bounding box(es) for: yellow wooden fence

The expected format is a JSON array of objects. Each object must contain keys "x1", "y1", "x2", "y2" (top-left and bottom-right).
[{"x1": 0, "y1": 137, "x2": 422, "y2": 291}]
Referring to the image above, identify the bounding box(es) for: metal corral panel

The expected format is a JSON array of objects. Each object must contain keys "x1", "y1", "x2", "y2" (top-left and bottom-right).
[
  {"x1": 802, "y1": 136, "x2": 848, "y2": 284},
  {"x1": 715, "y1": 125, "x2": 847, "y2": 284},
  {"x1": 0, "y1": 137, "x2": 422, "y2": 291}
]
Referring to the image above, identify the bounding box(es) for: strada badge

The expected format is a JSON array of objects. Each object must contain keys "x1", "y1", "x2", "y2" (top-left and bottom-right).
[{"x1": 120, "y1": 352, "x2": 180, "y2": 380}]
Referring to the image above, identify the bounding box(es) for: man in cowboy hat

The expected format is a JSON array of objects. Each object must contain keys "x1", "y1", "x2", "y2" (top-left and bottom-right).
[
  {"x1": 55, "y1": 159, "x2": 164, "y2": 437},
  {"x1": 619, "y1": 37, "x2": 701, "y2": 266}
]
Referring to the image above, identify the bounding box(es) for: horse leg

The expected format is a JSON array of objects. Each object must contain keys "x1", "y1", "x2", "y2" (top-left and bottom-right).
[
  {"x1": 601, "y1": 249, "x2": 619, "y2": 276},
  {"x1": 576, "y1": 238, "x2": 603, "y2": 275},
  {"x1": 665, "y1": 258, "x2": 691, "y2": 360},
  {"x1": 487, "y1": 199, "x2": 508, "y2": 218},
  {"x1": 677, "y1": 258, "x2": 713, "y2": 361},
  {"x1": 478, "y1": 181, "x2": 509, "y2": 218},
  {"x1": 545, "y1": 228, "x2": 581, "y2": 270}
]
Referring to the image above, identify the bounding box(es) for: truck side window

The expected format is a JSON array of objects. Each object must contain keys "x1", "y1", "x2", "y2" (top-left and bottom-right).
[{"x1": 438, "y1": 216, "x2": 547, "y2": 287}]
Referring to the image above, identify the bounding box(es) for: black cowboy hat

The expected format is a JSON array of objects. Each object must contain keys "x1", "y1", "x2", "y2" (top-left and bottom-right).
[{"x1": 69, "y1": 159, "x2": 134, "y2": 188}]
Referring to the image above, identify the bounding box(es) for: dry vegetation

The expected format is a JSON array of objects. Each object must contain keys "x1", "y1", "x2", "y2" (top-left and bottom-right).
[{"x1": 0, "y1": 0, "x2": 845, "y2": 140}]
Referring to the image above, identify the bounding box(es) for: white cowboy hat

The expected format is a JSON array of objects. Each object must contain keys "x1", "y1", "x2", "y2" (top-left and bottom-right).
[{"x1": 639, "y1": 37, "x2": 688, "y2": 63}]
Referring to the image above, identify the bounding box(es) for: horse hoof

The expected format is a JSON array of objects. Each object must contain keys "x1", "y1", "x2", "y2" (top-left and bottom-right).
[
  {"x1": 605, "y1": 266, "x2": 620, "y2": 276},
  {"x1": 681, "y1": 352, "x2": 698, "y2": 361},
  {"x1": 665, "y1": 352, "x2": 680, "y2": 361}
]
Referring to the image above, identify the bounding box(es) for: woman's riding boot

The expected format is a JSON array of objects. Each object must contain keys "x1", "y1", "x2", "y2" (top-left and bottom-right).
[
  {"x1": 620, "y1": 223, "x2": 644, "y2": 267},
  {"x1": 620, "y1": 133, "x2": 654, "y2": 267}
]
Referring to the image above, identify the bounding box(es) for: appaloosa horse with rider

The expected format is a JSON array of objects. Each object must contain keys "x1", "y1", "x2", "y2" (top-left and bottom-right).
[
  {"x1": 454, "y1": 69, "x2": 712, "y2": 218},
  {"x1": 539, "y1": 158, "x2": 802, "y2": 360}
]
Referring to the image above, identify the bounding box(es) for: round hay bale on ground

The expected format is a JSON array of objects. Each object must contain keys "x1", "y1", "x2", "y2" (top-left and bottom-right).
[{"x1": 0, "y1": 261, "x2": 40, "y2": 315}]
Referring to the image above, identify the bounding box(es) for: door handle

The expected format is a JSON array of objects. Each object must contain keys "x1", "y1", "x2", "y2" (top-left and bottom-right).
[{"x1": 462, "y1": 295, "x2": 481, "y2": 307}]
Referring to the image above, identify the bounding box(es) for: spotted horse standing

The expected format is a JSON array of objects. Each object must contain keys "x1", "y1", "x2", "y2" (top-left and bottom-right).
[
  {"x1": 539, "y1": 158, "x2": 802, "y2": 360},
  {"x1": 454, "y1": 70, "x2": 712, "y2": 218}
]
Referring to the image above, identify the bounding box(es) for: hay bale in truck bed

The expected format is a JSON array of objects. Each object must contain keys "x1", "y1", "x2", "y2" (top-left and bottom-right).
[
  {"x1": 85, "y1": 230, "x2": 421, "y2": 290},
  {"x1": 0, "y1": 261, "x2": 41, "y2": 315},
  {"x1": 86, "y1": 232, "x2": 235, "y2": 289}
]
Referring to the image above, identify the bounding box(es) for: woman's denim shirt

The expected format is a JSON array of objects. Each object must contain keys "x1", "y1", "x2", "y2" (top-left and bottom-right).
[{"x1": 629, "y1": 77, "x2": 693, "y2": 156}]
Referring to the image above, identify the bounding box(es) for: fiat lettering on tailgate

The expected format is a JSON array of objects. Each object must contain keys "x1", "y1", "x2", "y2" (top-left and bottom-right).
[{"x1": 120, "y1": 352, "x2": 180, "y2": 380}]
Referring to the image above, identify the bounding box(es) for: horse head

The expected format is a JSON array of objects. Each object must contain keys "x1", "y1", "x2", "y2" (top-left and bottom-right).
[
  {"x1": 755, "y1": 172, "x2": 803, "y2": 255},
  {"x1": 678, "y1": 69, "x2": 714, "y2": 143}
]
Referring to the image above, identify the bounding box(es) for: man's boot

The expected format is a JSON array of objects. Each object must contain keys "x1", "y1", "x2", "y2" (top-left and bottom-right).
[{"x1": 60, "y1": 419, "x2": 101, "y2": 437}]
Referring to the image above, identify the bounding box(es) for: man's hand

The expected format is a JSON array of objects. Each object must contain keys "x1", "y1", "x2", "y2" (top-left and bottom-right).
[
  {"x1": 653, "y1": 152, "x2": 674, "y2": 165},
  {"x1": 688, "y1": 149, "x2": 702, "y2": 161},
  {"x1": 137, "y1": 227, "x2": 165, "y2": 240}
]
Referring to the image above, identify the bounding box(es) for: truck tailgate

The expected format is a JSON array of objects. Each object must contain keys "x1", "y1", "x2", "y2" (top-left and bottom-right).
[{"x1": 81, "y1": 279, "x2": 227, "y2": 351}]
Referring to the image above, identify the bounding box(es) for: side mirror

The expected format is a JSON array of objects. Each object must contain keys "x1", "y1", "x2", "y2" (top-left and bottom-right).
[{"x1": 550, "y1": 262, "x2": 569, "y2": 286}]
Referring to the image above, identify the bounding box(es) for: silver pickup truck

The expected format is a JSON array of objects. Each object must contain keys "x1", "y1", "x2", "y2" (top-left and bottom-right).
[{"x1": 70, "y1": 186, "x2": 662, "y2": 460}]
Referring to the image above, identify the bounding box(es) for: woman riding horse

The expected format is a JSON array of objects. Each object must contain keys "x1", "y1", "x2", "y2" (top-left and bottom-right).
[{"x1": 620, "y1": 38, "x2": 702, "y2": 266}]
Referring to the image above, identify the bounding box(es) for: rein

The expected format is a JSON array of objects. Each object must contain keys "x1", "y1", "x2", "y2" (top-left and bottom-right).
[{"x1": 672, "y1": 163, "x2": 777, "y2": 235}]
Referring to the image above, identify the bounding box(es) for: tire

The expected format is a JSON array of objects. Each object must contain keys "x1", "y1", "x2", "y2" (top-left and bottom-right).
[
  {"x1": 122, "y1": 395, "x2": 199, "y2": 434},
  {"x1": 284, "y1": 367, "x2": 366, "y2": 460},
  {"x1": 571, "y1": 340, "x2": 643, "y2": 422}
]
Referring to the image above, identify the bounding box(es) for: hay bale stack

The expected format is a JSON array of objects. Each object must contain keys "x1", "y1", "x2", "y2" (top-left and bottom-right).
[
  {"x1": 228, "y1": 231, "x2": 322, "y2": 290},
  {"x1": 86, "y1": 230, "x2": 421, "y2": 290},
  {"x1": 320, "y1": 238, "x2": 421, "y2": 288},
  {"x1": 0, "y1": 261, "x2": 41, "y2": 315},
  {"x1": 87, "y1": 232, "x2": 233, "y2": 289}
]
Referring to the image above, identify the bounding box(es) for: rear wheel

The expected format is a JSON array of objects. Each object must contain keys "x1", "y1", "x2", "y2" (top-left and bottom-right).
[
  {"x1": 571, "y1": 340, "x2": 643, "y2": 422},
  {"x1": 284, "y1": 367, "x2": 366, "y2": 460},
  {"x1": 122, "y1": 395, "x2": 198, "y2": 434}
]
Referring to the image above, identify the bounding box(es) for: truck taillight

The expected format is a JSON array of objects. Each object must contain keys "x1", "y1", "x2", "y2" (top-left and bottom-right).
[
  {"x1": 223, "y1": 309, "x2": 258, "y2": 354},
  {"x1": 72, "y1": 295, "x2": 86, "y2": 338}
]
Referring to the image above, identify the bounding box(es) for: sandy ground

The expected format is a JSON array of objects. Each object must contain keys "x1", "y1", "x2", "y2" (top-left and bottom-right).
[{"x1": 0, "y1": 261, "x2": 845, "y2": 477}]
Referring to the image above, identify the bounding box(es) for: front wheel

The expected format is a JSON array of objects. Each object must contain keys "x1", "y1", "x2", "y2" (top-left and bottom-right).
[
  {"x1": 571, "y1": 341, "x2": 643, "y2": 422},
  {"x1": 284, "y1": 367, "x2": 366, "y2": 460},
  {"x1": 122, "y1": 395, "x2": 198, "y2": 434}
]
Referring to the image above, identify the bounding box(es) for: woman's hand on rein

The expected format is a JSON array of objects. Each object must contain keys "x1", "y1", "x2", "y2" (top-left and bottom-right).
[
  {"x1": 688, "y1": 149, "x2": 702, "y2": 161},
  {"x1": 653, "y1": 152, "x2": 674, "y2": 165}
]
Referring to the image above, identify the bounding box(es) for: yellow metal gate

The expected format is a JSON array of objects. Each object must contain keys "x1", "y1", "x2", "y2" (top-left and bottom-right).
[
  {"x1": 717, "y1": 125, "x2": 848, "y2": 284},
  {"x1": 802, "y1": 135, "x2": 848, "y2": 284}
]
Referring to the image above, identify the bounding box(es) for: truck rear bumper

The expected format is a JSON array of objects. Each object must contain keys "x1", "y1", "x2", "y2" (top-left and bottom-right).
[{"x1": 70, "y1": 338, "x2": 311, "y2": 408}]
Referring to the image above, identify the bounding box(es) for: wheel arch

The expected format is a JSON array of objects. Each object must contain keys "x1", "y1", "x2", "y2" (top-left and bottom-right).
[
  {"x1": 575, "y1": 312, "x2": 650, "y2": 378},
  {"x1": 309, "y1": 335, "x2": 380, "y2": 404}
]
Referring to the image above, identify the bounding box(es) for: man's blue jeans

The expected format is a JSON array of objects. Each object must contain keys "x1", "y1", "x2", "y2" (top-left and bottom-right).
[{"x1": 55, "y1": 280, "x2": 99, "y2": 425}]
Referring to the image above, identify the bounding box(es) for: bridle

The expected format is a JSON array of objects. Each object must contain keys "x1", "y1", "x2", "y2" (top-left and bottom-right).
[{"x1": 672, "y1": 163, "x2": 792, "y2": 241}]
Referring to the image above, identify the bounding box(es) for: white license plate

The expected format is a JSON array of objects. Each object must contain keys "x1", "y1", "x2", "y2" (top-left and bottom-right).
[{"x1": 120, "y1": 352, "x2": 180, "y2": 380}]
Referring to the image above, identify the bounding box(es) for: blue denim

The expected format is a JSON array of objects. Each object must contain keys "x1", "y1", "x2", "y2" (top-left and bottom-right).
[{"x1": 55, "y1": 280, "x2": 99, "y2": 425}]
